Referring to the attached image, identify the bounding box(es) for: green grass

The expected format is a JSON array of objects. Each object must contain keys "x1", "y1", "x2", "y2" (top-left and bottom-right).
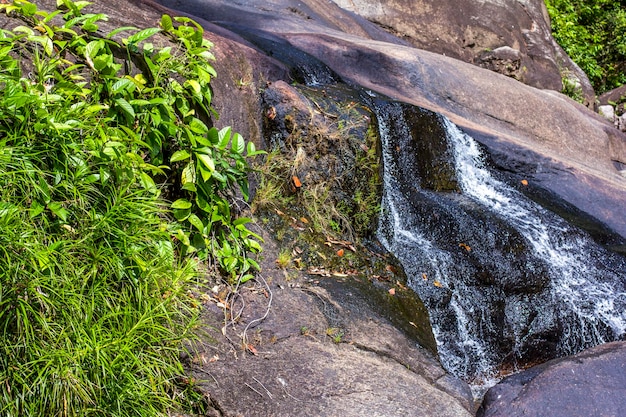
[{"x1": 0, "y1": 1, "x2": 262, "y2": 415}]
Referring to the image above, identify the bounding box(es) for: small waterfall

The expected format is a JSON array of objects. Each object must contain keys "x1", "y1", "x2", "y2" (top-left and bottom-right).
[
  {"x1": 446, "y1": 119, "x2": 626, "y2": 347},
  {"x1": 375, "y1": 100, "x2": 626, "y2": 392}
]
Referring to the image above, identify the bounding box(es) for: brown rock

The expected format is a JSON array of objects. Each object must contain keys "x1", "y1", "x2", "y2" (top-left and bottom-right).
[{"x1": 332, "y1": 0, "x2": 594, "y2": 102}]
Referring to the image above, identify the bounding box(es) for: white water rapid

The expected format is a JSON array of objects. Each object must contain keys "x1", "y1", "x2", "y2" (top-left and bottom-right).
[{"x1": 375, "y1": 101, "x2": 626, "y2": 396}]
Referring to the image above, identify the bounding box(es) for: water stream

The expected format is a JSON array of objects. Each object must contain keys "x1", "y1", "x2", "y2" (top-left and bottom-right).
[{"x1": 374, "y1": 100, "x2": 626, "y2": 393}]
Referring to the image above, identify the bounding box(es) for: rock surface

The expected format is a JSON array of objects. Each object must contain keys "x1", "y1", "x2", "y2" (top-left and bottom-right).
[
  {"x1": 332, "y1": 0, "x2": 594, "y2": 101},
  {"x1": 478, "y1": 341, "x2": 626, "y2": 417},
  {"x1": 185, "y1": 231, "x2": 475, "y2": 417}
]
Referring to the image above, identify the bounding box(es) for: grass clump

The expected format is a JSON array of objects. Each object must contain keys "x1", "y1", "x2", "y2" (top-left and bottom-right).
[{"x1": 0, "y1": 1, "x2": 262, "y2": 415}]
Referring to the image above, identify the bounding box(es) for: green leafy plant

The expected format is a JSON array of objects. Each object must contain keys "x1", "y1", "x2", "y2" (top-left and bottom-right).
[
  {"x1": 545, "y1": 0, "x2": 626, "y2": 94},
  {"x1": 0, "y1": 1, "x2": 262, "y2": 415}
]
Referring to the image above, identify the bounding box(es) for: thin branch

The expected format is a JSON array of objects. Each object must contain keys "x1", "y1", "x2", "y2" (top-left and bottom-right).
[
  {"x1": 252, "y1": 377, "x2": 273, "y2": 400},
  {"x1": 242, "y1": 273, "x2": 273, "y2": 346}
]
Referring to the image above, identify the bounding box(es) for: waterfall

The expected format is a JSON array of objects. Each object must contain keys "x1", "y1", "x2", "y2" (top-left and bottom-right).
[{"x1": 375, "y1": 100, "x2": 626, "y2": 393}]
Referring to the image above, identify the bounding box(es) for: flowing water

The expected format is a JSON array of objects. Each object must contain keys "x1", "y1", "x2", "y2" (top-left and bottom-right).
[{"x1": 374, "y1": 100, "x2": 626, "y2": 394}]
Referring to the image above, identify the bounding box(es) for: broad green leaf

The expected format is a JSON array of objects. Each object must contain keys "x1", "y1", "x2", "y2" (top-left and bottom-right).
[
  {"x1": 187, "y1": 214, "x2": 205, "y2": 232},
  {"x1": 173, "y1": 208, "x2": 191, "y2": 222},
  {"x1": 217, "y1": 126, "x2": 231, "y2": 149},
  {"x1": 196, "y1": 153, "x2": 215, "y2": 172},
  {"x1": 232, "y1": 132, "x2": 245, "y2": 154},
  {"x1": 182, "y1": 182, "x2": 197, "y2": 192},
  {"x1": 30, "y1": 201, "x2": 45, "y2": 218},
  {"x1": 170, "y1": 150, "x2": 190, "y2": 163},
  {"x1": 195, "y1": 65, "x2": 215, "y2": 83},
  {"x1": 171, "y1": 199, "x2": 192, "y2": 210},
  {"x1": 129, "y1": 99, "x2": 151, "y2": 106},
  {"x1": 198, "y1": 164, "x2": 212, "y2": 182},
  {"x1": 20, "y1": 2, "x2": 37, "y2": 16},
  {"x1": 181, "y1": 162, "x2": 196, "y2": 185},
  {"x1": 126, "y1": 27, "x2": 161, "y2": 45},
  {"x1": 233, "y1": 217, "x2": 252, "y2": 226},
  {"x1": 29, "y1": 35, "x2": 53, "y2": 55},
  {"x1": 114, "y1": 98, "x2": 135, "y2": 119},
  {"x1": 48, "y1": 202, "x2": 68, "y2": 222},
  {"x1": 245, "y1": 238, "x2": 262, "y2": 252},
  {"x1": 84, "y1": 39, "x2": 104, "y2": 70},
  {"x1": 13, "y1": 26, "x2": 35, "y2": 36},
  {"x1": 149, "y1": 97, "x2": 167, "y2": 105},
  {"x1": 189, "y1": 117, "x2": 208, "y2": 134},
  {"x1": 160, "y1": 14, "x2": 174, "y2": 32},
  {"x1": 246, "y1": 141, "x2": 265, "y2": 156},
  {"x1": 139, "y1": 171, "x2": 157, "y2": 193},
  {"x1": 111, "y1": 78, "x2": 132, "y2": 93},
  {"x1": 106, "y1": 26, "x2": 138, "y2": 39}
]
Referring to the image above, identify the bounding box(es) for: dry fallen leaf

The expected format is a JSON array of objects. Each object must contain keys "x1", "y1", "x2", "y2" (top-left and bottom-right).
[
  {"x1": 459, "y1": 242, "x2": 471, "y2": 252},
  {"x1": 433, "y1": 281, "x2": 443, "y2": 288},
  {"x1": 521, "y1": 179, "x2": 529, "y2": 186},
  {"x1": 292, "y1": 175, "x2": 302, "y2": 188},
  {"x1": 336, "y1": 248, "x2": 344, "y2": 257},
  {"x1": 246, "y1": 344, "x2": 258, "y2": 355},
  {"x1": 388, "y1": 288, "x2": 396, "y2": 296}
]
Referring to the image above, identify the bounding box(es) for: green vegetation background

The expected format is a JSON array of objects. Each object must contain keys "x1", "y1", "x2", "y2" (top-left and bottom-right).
[
  {"x1": 0, "y1": 1, "x2": 261, "y2": 415},
  {"x1": 545, "y1": 0, "x2": 626, "y2": 94}
]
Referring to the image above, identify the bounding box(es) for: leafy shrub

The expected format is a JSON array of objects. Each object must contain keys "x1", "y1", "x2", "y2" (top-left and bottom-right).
[
  {"x1": 545, "y1": 0, "x2": 626, "y2": 93},
  {"x1": 0, "y1": 0, "x2": 261, "y2": 415}
]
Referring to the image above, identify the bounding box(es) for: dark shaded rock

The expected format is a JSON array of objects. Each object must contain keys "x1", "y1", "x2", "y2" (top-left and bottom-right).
[{"x1": 478, "y1": 341, "x2": 626, "y2": 417}]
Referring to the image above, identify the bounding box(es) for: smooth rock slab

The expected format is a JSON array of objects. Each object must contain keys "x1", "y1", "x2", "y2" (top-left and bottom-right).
[{"x1": 478, "y1": 341, "x2": 626, "y2": 417}]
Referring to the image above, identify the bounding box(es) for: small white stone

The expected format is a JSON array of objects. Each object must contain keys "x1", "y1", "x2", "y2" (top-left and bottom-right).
[{"x1": 598, "y1": 105, "x2": 615, "y2": 122}]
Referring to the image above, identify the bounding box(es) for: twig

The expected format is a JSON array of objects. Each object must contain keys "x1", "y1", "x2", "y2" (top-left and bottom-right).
[
  {"x1": 194, "y1": 368, "x2": 220, "y2": 388},
  {"x1": 242, "y1": 274, "x2": 273, "y2": 346},
  {"x1": 253, "y1": 377, "x2": 274, "y2": 400},
  {"x1": 244, "y1": 382, "x2": 265, "y2": 398}
]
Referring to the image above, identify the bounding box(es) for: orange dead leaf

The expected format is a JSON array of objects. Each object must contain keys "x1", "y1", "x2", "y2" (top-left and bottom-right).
[
  {"x1": 246, "y1": 344, "x2": 258, "y2": 355},
  {"x1": 336, "y1": 248, "x2": 344, "y2": 257},
  {"x1": 388, "y1": 288, "x2": 396, "y2": 296},
  {"x1": 385, "y1": 264, "x2": 398, "y2": 274},
  {"x1": 433, "y1": 281, "x2": 442, "y2": 288},
  {"x1": 521, "y1": 179, "x2": 529, "y2": 186},
  {"x1": 300, "y1": 217, "x2": 309, "y2": 224},
  {"x1": 292, "y1": 175, "x2": 302, "y2": 188}
]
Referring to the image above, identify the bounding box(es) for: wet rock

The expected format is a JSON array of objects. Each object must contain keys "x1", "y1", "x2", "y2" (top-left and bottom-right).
[{"x1": 478, "y1": 341, "x2": 626, "y2": 417}]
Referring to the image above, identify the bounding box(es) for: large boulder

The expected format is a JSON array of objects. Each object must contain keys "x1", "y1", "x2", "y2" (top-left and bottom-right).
[
  {"x1": 478, "y1": 341, "x2": 626, "y2": 417},
  {"x1": 330, "y1": 0, "x2": 594, "y2": 102}
]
